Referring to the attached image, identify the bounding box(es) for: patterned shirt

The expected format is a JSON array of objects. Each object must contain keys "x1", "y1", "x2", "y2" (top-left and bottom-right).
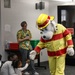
[{"x1": 17, "y1": 29, "x2": 32, "y2": 50}]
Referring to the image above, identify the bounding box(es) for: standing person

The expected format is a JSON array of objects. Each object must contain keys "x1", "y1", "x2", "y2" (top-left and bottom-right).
[
  {"x1": 17, "y1": 21, "x2": 39, "y2": 75},
  {"x1": 29, "y1": 13, "x2": 74, "y2": 75},
  {"x1": 61, "y1": 20, "x2": 67, "y2": 27}
]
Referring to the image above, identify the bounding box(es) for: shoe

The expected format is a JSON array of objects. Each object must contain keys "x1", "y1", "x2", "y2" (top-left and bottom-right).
[
  {"x1": 24, "y1": 72, "x2": 30, "y2": 75},
  {"x1": 34, "y1": 72, "x2": 39, "y2": 75}
]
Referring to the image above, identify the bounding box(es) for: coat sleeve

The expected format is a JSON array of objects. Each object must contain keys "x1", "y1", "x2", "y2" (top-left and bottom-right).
[
  {"x1": 8, "y1": 64, "x2": 18, "y2": 75},
  {"x1": 34, "y1": 37, "x2": 45, "y2": 53},
  {"x1": 63, "y1": 27, "x2": 74, "y2": 48},
  {"x1": 18, "y1": 63, "x2": 29, "y2": 71}
]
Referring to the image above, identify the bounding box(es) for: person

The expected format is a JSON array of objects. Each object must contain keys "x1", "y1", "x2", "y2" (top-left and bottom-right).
[
  {"x1": 61, "y1": 20, "x2": 67, "y2": 27},
  {"x1": 17, "y1": 21, "x2": 39, "y2": 75},
  {"x1": 1, "y1": 53, "x2": 18, "y2": 75},
  {"x1": 7, "y1": 53, "x2": 18, "y2": 61},
  {"x1": 12, "y1": 59, "x2": 29, "y2": 75},
  {"x1": 29, "y1": 13, "x2": 74, "y2": 75},
  {"x1": 1, "y1": 53, "x2": 29, "y2": 75}
]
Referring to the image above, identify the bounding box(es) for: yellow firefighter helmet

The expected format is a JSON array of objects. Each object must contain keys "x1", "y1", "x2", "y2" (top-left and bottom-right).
[{"x1": 36, "y1": 13, "x2": 54, "y2": 30}]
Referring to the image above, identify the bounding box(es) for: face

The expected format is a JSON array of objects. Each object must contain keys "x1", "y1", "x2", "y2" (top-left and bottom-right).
[
  {"x1": 22, "y1": 24, "x2": 27, "y2": 30},
  {"x1": 40, "y1": 22, "x2": 55, "y2": 40},
  {"x1": 12, "y1": 55, "x2": 18, "y2": 61},
  {"x1": 12, "y1": 60, "x2": 22, "y2": 68},
  {"x1": 18, "y1": 61, "x2": 22, "y2": 68}
]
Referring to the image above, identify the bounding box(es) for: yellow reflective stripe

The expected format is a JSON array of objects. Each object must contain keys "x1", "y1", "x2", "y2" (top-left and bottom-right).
[
  {"x1": 65, "y1": 33, "x2": 72, "y2": 40},
  {"x1": 37, "y1": 41, "x2": 45, "y2": 49},
  {"x1": 46, "y1": 38, "x2": 67, "y2": 52}
]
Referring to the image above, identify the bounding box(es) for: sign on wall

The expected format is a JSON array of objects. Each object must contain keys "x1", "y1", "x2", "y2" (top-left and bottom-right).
[{"x1": 4, "y1": 0, "x2": 11, "y2": 8}]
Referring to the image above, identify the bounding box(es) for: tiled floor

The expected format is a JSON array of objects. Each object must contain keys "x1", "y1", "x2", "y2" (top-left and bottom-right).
[{"x1": 35, "y1": 61, "x2": 75, "y2": 75}]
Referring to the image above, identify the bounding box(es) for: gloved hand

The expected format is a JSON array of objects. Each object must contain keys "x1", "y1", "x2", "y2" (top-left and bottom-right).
[
  {"x1": 67, "y1": 47, "x2": 74, "y2": 56},
  {"x1": 29, "y1": 50, "x2": 37, "y2": 60}
]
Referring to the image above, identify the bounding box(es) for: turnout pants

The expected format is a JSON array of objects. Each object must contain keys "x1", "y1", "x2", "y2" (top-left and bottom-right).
[{"x1": 48, "y1": 54, "x2": 66, "y2": 75}]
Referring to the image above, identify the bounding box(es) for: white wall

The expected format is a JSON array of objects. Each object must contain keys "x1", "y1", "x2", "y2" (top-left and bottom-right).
[
  {"x1": 0, "y1": 0, "x2": 75, "y2": 62},
  {"x1": 2, "y1": 0, "x2": 49, "y2": 42},
  {"x1": 49, "y1": 1, "x2": 75, "y2": 22},
  {"x1": 0, "y1": 0, "x2": 50, "y2": 61}
]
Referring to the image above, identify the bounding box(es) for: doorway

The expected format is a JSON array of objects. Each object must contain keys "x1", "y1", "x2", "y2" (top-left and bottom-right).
[
  {"x1": 57, "y1": 6, "x2": 75, "y2": 37},
  {"x1": 57, "y1": 6, "x2": 75, "y2": 66}
]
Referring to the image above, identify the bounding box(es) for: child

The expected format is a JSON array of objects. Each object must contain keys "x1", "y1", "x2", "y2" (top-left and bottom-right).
[
  {"x1": 12, "y1": 59, "x2": 30, "y2": 75},
  {"x1": 1, "y1": 53, "x2": 29, "y2": 75}
]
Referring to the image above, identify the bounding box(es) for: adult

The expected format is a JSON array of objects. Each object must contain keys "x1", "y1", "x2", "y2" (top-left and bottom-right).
[{"x1": 17, "y1": 21, "x2": 39, "y2": 75}]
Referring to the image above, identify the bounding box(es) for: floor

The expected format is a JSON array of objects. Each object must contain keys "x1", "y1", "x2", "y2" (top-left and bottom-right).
[
  {"x1": 35, "y1": 61, "x2": 75, "y2": 75},
  {"x1": 0, "y1": 61, "x2": 75, "y2": 75}
]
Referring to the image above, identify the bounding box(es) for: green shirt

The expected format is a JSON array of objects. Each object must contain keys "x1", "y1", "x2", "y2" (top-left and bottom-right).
[{"x1": 17, "y1": 29, "x2": 32, "y2": 50}]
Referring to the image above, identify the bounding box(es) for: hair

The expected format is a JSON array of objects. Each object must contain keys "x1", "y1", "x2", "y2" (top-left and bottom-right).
[
  {"x1": 21, "y1": 21, "x2": 27, "y2": 27},
  {"x1": 8, "y1": 53, "x2": 17, "y2": 60},
  {"x1": 12, "y1": 59, "x2": 20, "y2": 68},
  {"x1": 61, "y1": 20, "x2": 66, "y2": 27}
]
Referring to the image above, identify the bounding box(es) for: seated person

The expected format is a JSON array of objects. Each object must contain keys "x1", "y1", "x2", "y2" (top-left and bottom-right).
[
  {"x1": 12, "y1": 59, "x2": 30, "y2": 75},
  {"x1": 8, "y1": 53, "x2": 18, "y2": 61},
  {"x1": 1, "y1": 53, "x2": 29, "y2": 75}
]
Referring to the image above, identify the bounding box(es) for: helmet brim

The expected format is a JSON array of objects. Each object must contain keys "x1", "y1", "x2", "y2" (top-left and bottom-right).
[{"x1": 38, "y1": 16, "x2": 54, "y2": 30}]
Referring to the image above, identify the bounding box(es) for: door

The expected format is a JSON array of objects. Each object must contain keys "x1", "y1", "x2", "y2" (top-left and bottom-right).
[{"x1": 57, "y1": 6, "x2": 75, "y2": 66}]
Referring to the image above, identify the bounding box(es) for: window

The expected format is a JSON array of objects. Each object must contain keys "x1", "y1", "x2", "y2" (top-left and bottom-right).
[{"x1": 61, "y1": 10, "x2": 66, "y2": 22}]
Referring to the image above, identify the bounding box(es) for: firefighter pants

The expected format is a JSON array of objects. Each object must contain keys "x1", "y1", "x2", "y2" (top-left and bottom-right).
[{"x1": 48, "y1": 54, "x2": 66, "y2": 75}]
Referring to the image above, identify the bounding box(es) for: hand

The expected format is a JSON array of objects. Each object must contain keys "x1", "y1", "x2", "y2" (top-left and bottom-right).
[
  {"x1": 26, "y1": 59, "x2": 30, "y2": 63},
  {"x1": 25, "y1": 36, "x2": 30, "y2": 40},
  {"x1": 67, "y1": 47, "x2": 74, "y2": 56},
  {"x1": 29, "y1": 50, "x2": 37, "y2": 60}
]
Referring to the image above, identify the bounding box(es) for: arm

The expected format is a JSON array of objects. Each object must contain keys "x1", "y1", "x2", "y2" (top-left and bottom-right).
[
  {"x1": 17, "y1": 36, "x2": 30, "y2": 43},
  {"x1": 34, "y1": 38, "x2": 45, "y2": 53},
  {"x1": 29, "y1": 39, "x2": 45, "y2": 60},
  {"x1": 18, "y1": 63, "x2": 29, "y2": 71},
  {"x1": 63, "y1": 28, "x2": 73, "y2": 48},
  {"x1": 17, "y1": 30, "x2": 31, "y2": 43},
  {"x1": 63, "y1": 27, "x2": 74, "y2": 56}
]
